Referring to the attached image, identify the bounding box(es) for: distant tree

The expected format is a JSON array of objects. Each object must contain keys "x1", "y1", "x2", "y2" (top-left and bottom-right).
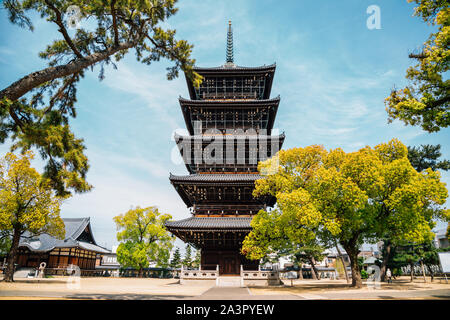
[
  {"x1": 421, "y1": 242, "x2": 440, "y2": 282},
  {"x1": 0, "y1": 0, "x2": 202, "y2": 196},
  {"x1": 390, "y1": 244, "x2": 422, "y2": 282},
  {"x1": 292, "y1": 243, "x2": 326, "y2": 280},
  {"x1": 0, "y1": 231, "x2": 11, "y2": 257},
  {"x1": 183, "y1": 245, "x2": 193, "y2": 268},
  {"x1": 447, "y1": 222, "x2": 450, "y2": 241},
  {"x1": 113, "y1": 206, "x2": 173, "y2": 277},
  {"x1": 192, "y1": 249, "x2": 201, "y2": 269},
  {"x1": 385, "y1": 0, "x2": 449, "y2": 132},
  {"x1": 407, "y1": 144, "x2": 450, "y2": 172},
  {"x1": 0, "y1": 151, "x2": 66, "y2": 282},
  {"x1": 170, "y1": 247, "x2": 182, "y2": 269}
]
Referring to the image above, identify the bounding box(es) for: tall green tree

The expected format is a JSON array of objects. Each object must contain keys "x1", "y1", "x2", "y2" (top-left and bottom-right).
[
  {"x1": 379, "y1": 143, "x2": 450, "y2": 280},
  {"x1": 113, "y1": 206, "x2": 173, "y2": 277},
  {"x1": 0, "y1": 0, "x2": 202, "y2": 196},
  {"x1": 0, "y1": 151, "x2": 66, "y2": 282},
  {"x1": 244, "y1": 139, "x2": 449, "y2": 287},
  {"x1": 169, "y1": 246, "x2": 181, "y2": 278},
  {"x1": 385, "y1": 0, "x2": 449, "y2": 132}
]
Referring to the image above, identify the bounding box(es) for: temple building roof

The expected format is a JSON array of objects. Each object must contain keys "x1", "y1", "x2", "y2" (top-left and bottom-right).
[{"x1": 19, "y1": 218, "x2": 110, "y2": 254}]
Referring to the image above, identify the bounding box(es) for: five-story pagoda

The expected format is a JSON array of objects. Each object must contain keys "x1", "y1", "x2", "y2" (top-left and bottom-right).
[{"x1": 166, "y1": 22, "x2": 284, "y2": 275}]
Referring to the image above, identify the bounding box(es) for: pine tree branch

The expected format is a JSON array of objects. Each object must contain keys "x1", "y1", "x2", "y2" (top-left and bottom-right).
[
  {"x1": 0, "y1": 40, "x2": 137, "y2": 102},
  {"x1": 111, "y1": 0, "x2": 119, "y2": 47},
  {"x1": 44, "y1": 0, "x2": 83, "y2": 59}
]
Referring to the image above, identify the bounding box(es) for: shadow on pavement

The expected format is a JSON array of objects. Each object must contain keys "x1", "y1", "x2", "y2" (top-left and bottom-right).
[{"x1": 65, "y1": 293, "x2": 194, "y2": 300}]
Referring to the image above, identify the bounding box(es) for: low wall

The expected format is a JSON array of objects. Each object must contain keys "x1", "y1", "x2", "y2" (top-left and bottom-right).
[
  {"x1": 180, "y1": 265, "x2": 219, "y2": 281},
  {"x1": 241, "y1": 267, "x2": 283, "y2": 286}
]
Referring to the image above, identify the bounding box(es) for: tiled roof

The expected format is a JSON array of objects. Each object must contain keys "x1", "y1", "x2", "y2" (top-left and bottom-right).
[
  {"x1": 169, "y1": 173, "x2": 263, "y2": 183},
  {"x1": 179, "y1": 96, "x2": 280, "y2": 105},
  {"x1": 165, "y1": 217, "x2": 252, "y2": 231},
  {"x1": 173, "y1": 132, "x2": 285, "y2": 141},
  {"x1": 19, "y1": 218, "x2": 110, "y2": 254}
]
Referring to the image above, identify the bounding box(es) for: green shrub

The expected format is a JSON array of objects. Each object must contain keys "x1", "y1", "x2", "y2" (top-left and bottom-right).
[{"x1": 361, "y1": 269, "x2": 368, "y2": 279}]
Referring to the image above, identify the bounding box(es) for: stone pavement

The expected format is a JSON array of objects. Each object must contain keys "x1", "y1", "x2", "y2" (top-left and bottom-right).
[
  {"x1": 194, "y1": 285, "x2": 450, "y2": 300},
  {"x1": 0, "y1": 277, "x2": 448, "y2": 300},
  {"x1": 191, "y1": 286, "x2": 298, "y2": 300}
]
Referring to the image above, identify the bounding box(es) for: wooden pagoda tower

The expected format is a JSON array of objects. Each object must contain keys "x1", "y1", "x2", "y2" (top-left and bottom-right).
[{"x1": 166, "y1": 21, "x2": 284, "y2": 275}]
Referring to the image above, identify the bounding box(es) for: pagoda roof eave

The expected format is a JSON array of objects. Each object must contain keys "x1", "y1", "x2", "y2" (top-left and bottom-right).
[
  {"x1": 185, "y1": 63, "x2": 276, "y2": 100},
  {"x1": 192, "y1": 63, "x2": 276, "y2": 74},
  {"x1": 165, "y1": 217, "x2": 253, "y2": 231},
  {"x1": 178, "y1": 96, "x2": 280, "y2": 106},
  {"x1": 169, "y1": 173, "x2": 263, "y2": 184},
  {"x1": 173, "y1": 132, "x2": 286, "y2": 141},
  {"x1": 168, "y1": 173, "x2": 275, "y2": 207},
  {"x1": 179, "y1": 96, "x2": 281, "y2": 135}
]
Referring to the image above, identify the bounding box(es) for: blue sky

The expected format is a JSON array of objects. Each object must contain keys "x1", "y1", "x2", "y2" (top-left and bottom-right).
[{"x1": 0, "y1": 0, "x2": 448, "y2": 250}]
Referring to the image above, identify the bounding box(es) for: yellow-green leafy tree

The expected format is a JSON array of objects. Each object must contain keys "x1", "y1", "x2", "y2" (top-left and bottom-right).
[
  {"x1": 0, "y1": 151, "x2": 66, "y2": 282},
  {"x1": 385, "y1": 0, "x2": 449, "y2": 132},
  {"x1": 242, "y1": 139, "x2": 449, "y2": 287},
  {"x1": 113, "y1": 206, "x2": 173, "y2": 277}
]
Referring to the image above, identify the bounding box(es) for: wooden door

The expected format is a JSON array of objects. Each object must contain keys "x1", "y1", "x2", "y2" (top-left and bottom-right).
[{"x1": 222, "y1": 255, "x2": 238, "y2": 275}]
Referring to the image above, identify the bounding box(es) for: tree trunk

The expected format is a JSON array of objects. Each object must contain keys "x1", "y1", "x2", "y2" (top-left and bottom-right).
[
  {"x1": 138, "y1": 267, "x2": 143, "y2": 278},
  {"x1": 380, "y1": 240, "x2": 391, "y2": 282},
  {"x1": 311, "y1": 256, "x2": 320, "y2": 280},
  {"x1": 426, "y1": 264, "x2": 434, "y2": 282},
  {"x1": 309, "y1": 257, "x2": 317, "y2": 280},
  {"x1": 343, "y1": 243, "x2": 362, "y2": 288},
  {"x1": 335, "y1": 243, "x2": 349, "y2": 283},
  {"x1": 409, "y1": 263, "x2": 414, "y2": 282},
  {"x1": 420, "y1": 260, "x2": 426, "y2": 283},
  {"x1": 3, "y1": 229, "x2": 21, "y2": 282},
  {"x1": 0, "y1": 41, "x2": 137, "y2": 102},
  {"x1": 298, "y1": 263, "x2": 303, "y2": 280}
]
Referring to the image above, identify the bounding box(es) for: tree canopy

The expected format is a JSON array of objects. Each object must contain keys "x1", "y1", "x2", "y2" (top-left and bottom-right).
[
  {"x1": 0, "y1": 151, "x2": 66, "y2": 281},
  {"x1": 243, "y1": 139, "x2": 449, "y2": 287},
  {"x1": 0, "y1": 0, "x2": 202, "y2": 196},
  {"x1": 113, "y1": 206, "x2": 173, "y2": 276},
  {"x1": 385, "y1": 0, "x2": 449, "y2": 132}
]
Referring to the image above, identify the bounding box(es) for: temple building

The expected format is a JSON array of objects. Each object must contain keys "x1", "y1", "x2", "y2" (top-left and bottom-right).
[
  {"x1": 16, "y1": 217, "x2": 110, "y2": 275},
  {"x1": 166, "y1": 22, "x2": 284, "y2": 276}
]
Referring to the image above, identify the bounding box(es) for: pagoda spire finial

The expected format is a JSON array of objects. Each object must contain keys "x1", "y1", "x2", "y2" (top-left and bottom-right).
[{"x1": 225, "y1": 20, "x2": 235, "y2": 66}]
